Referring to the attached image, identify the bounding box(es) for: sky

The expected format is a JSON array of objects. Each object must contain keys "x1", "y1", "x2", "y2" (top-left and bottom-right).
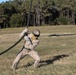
[{"x1": 0, "y1": 0, "x2": 9, "y2": 3}]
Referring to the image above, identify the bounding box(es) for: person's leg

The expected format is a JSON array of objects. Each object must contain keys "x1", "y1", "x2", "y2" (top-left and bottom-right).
[
  {"x1": 28, "y1": 50, "x2": 40, "y2": 67},
  {"x1": 12, "y1": 49, "x2": 27, "y2": 69}
]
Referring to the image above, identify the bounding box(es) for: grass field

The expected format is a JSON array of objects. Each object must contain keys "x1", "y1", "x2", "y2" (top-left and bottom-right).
[{"x1": 0, "y1": 25, "x2": 76, "y2": 75}]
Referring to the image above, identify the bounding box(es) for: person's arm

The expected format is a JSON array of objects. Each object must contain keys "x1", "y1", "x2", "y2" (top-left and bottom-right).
[
  {"x1": 20, "y1": 28, "x2": 34, "y2": 50},
  {"x1": 20, "y1": 28, "x2": 28, "y2": 37},
  {"x1": 32, "y1": 40, "x2": 39, "y2": 48}
]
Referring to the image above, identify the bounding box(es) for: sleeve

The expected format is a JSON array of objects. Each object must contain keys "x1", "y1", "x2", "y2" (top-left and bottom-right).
[
  {"x1": 24, "y1": 36, "x2": 34, "y2": 50},
  {"x1": 32, "y1": 40, "x2": 39, "y2": 48},
  {"x1": 20, "y1": 28, "x2": 28, "y2": 37}
]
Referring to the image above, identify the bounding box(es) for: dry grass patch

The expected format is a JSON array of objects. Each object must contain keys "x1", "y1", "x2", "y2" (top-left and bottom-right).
[{"x1": 0, "y1": 25, "x2": 76, "y2": 75}]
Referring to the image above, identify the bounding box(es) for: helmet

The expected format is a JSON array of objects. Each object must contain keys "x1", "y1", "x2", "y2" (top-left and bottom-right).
[{"x1": 33, "y1": 29, "x2": 40, "y2": 37}]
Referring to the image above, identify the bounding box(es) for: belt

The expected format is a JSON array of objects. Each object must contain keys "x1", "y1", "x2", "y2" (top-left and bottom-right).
[
  {"x1": 23, "y1": 46, "x2": 31, "y2": 51},
  {"x1": 17, "y1": 46, "x2": 31, "y2": 55}
]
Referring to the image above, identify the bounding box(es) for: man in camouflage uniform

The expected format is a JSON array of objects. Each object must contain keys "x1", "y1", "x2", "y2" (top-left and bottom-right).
[{"x1": 12, "y1": 28, "x2": 40, "y2": 69}]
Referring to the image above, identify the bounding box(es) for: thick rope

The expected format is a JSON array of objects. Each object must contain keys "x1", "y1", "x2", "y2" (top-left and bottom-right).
[
  {"x1": 0, "y1": 34, "x2": 25, "y2": 55},
  {"x1": 0, "y1": 0, "x2": 32, "y2": 55}
]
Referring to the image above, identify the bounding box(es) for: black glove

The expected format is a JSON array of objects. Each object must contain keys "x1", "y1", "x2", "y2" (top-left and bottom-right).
[{"x1": 24, "y1": 32, "x2": 28, "y2": 36}]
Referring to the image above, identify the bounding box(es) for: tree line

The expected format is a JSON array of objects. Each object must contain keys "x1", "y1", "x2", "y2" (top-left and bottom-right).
[{"x1": 0, "y1": 0, "x2": 76, "y2": 28}]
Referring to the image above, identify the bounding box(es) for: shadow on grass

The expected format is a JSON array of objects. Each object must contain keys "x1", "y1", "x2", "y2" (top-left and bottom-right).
[
  {"x1": 19, "y1": 54, "x2": 69, "y2": 68},
  {"x1": 39, "y1": 54, "x2": 69, "y2": 67},
  {"x1": 49, "y1": 33, "x2": 76, "y2": 37}
]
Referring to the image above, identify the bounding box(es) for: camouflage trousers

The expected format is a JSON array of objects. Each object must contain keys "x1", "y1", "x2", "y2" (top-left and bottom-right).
[{"x1": 12, "y1": 47, "x2": 40, "y2": 69}]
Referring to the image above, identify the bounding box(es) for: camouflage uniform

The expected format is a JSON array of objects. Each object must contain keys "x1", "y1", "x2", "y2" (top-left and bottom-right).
[{"x1": 12, "y1": 28, "x2": 40, "y2": 69}]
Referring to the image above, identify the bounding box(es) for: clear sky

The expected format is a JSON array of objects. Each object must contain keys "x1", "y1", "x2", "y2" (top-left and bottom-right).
[{"x1": 0, "y1": 0, "x2": 9, "y2": 3}]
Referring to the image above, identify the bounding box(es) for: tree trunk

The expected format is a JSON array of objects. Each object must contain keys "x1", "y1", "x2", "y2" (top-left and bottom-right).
[
  {"x1": 34, "y1": 14, "x2": 36, "y2": 26},
  {"x1": 36, "y1": 9, "x2": 40, "y2": 25},
  {"x1": 0, "y1": 24, "x2": 1, "y2": 29},
  {"x1": 35, "y1": 0, "x2": 40, "y2": 25},
  {"x1": 72, "y1": 11, "x2": 75, "y2": 24}
]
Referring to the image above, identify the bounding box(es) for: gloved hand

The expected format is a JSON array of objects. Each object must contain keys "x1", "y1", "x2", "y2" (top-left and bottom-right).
[
  {"x1": 24, "y1": 28, "x2": 28, "y2": 36},
  {"x1": 20, "y1": 28, "x2": 28, "y2": 37}
]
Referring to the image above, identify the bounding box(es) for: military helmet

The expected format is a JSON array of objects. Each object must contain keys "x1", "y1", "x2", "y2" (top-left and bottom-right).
[{"x1": 33, "y1": 29, "x2": 40, "y2": 37}]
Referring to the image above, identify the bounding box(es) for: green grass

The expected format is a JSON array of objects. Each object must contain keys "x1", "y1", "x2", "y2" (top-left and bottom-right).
[{"x1": 0, "y1": 25, "x2": 76, "y2": 75}]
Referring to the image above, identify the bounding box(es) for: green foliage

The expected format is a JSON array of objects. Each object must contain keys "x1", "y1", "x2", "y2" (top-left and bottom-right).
[
  {"x1": 0, "y1": 0, "x2": 76, "y2": 28},
  {"x1": 9, "y1": 13, "x2": 22, "y2": 27},
  {"x1": 55, "y1": 16, "x2": 71, "y2": 25}
]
